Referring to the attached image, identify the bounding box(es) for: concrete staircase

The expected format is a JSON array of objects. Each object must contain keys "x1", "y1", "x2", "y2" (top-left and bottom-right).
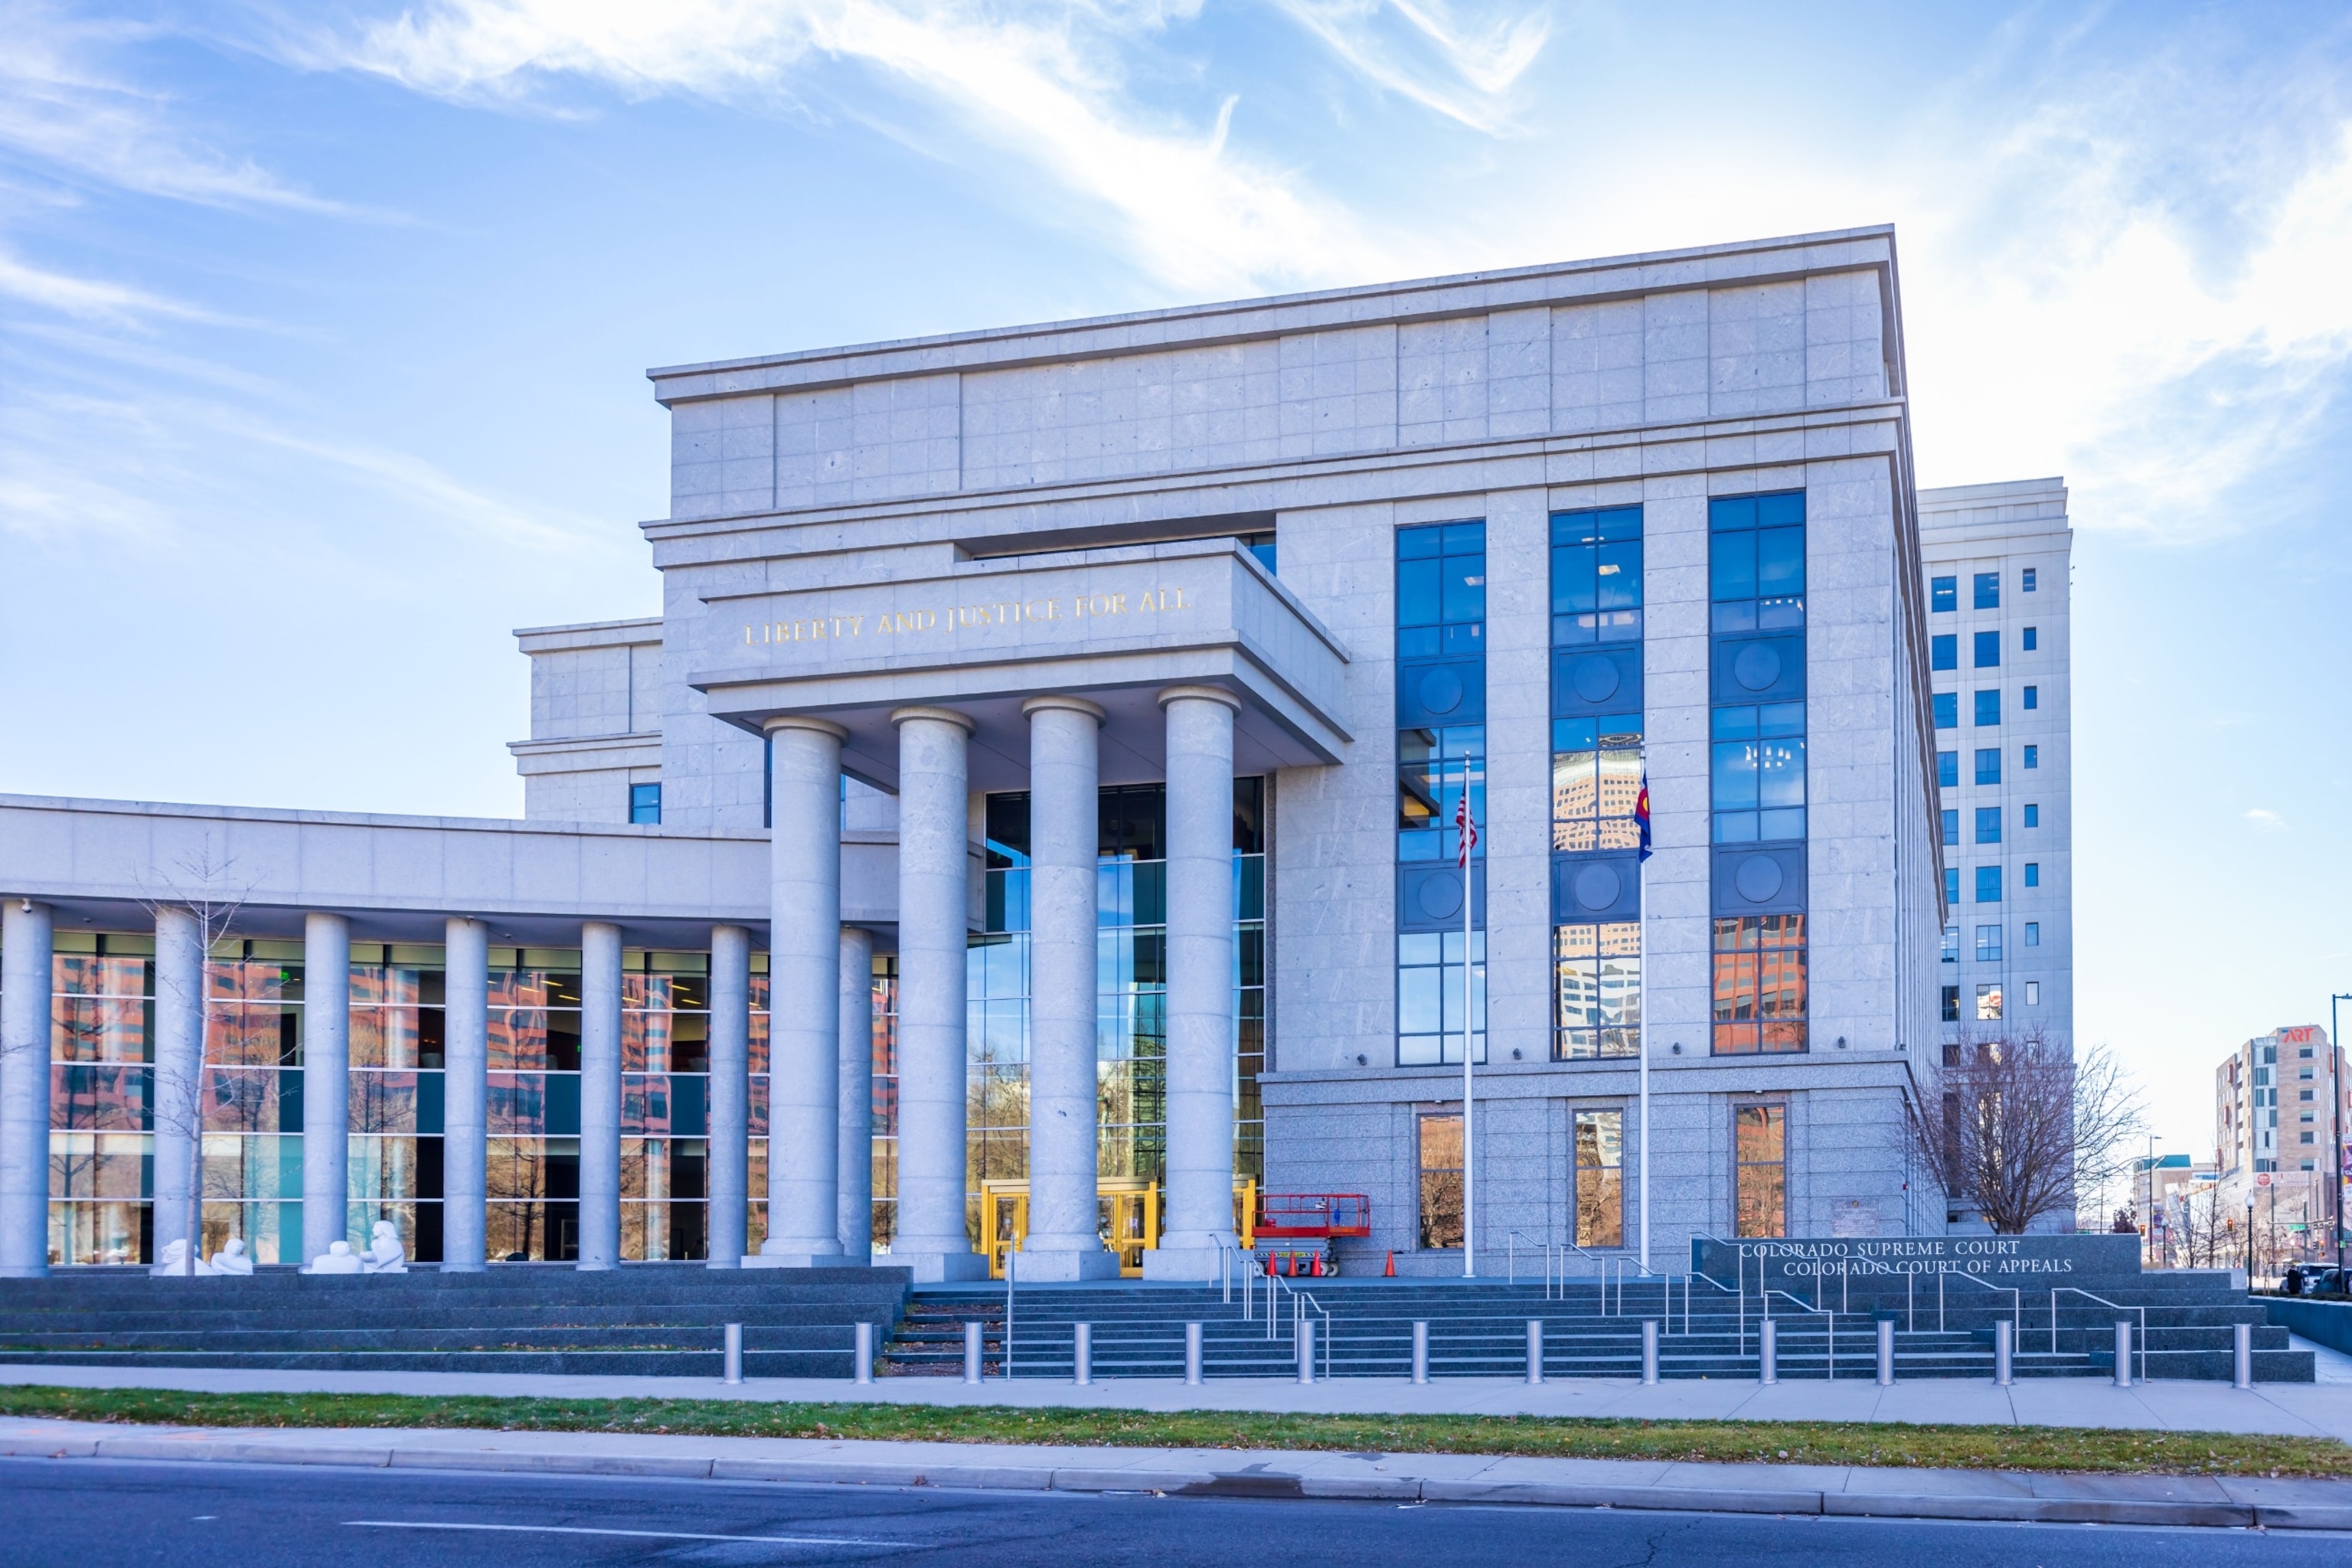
[
  {"x1": 0, "y1": 1265, "x2": 908, "y2": 1377},
  {"x1": 887, "y1": 1265, "x2": 2312, "y2": 1381}
]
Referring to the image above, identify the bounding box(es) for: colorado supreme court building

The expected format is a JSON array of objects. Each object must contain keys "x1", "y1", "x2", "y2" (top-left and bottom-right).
[{"x1": 0, "y1": 226, "x2": 1965, "y2": 1282}]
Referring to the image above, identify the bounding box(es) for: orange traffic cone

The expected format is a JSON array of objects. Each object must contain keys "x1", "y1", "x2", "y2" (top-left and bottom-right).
[
  {"x1": 1383, "y1": 1251, "x2": 1396, "y2": 1278},
  {"x1": 1311, "y1": 1253, "x2": 1325, "y2": 1278}
]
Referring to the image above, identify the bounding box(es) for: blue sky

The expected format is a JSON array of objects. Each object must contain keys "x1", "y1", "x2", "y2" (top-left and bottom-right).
[{"x1": 5, "y1": 1, "x2": 2350, "y2": 1169}]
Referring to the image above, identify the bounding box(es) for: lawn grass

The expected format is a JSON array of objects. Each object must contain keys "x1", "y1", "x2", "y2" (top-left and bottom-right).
[{"x1": 0, "y1": 1384, "x2": 2346, "y2": 1478}]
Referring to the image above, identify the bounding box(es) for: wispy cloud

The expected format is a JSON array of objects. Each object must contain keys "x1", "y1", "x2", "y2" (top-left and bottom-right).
[
  {"x1": 1896, "y1": 29, "x2": 2352, "y2": 541},
  {"x1": 2245, "y1": 807, "x2": 2288, "y2": 831},
  {"x1": 1270, "y1": 0, "x2": 1550, "y2": 132},
  {"x1": 277, "y1": 0, "x2": 1387, "y2": 295},
  {"x1": 0, "y1": 247, "x2": 240, "y2": 325},
  {"x1": 0, "y1": 3, "x2": 364, "y2": 214}
]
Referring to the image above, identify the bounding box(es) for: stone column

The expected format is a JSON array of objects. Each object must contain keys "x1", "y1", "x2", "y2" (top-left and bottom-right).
[
  {"x1": 1022, "y1": 696, "x2": 1119, "y2": 1280},
  {"x1": 441, "y1": 916, "x2": 489, "y2": 1272},
  {"x1": 705, "y1": 923, "x2": 752, "y2": 1268},
  {"x1": 838, "y1": 924, "x2": 874, "y2": 1263},
  {"x1": 750, "y1": 717, "x2": 847, "y2": 1268},
  {"x1": 889, "y1": 705, "x2": 986, "y2": 1282},
  {"x1": 0, "y1": 898, "x2": 54, "y2": 1277},
  {"x1": 300, "y1": 911, "x2": 351, "y2": 1267},
  {"x1": 577, "y1": 920, "x2": 623, "y2": 1270},
  {"x1": 150, "y1": 906, "x2": 205, "y2": 1271},
  {"x1": 1145, "y1": 686, "x2": 1240, "y2": 1281}
]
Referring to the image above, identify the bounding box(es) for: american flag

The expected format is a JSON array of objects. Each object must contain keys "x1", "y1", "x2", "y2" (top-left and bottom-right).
[{"x1": 1455, "y1": 792, "x2": 1477, "y2": 867}]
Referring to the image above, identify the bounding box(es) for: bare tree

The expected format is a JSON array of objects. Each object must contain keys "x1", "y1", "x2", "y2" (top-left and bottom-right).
[
  {"x1": 1900, "y1": 1031, "x2": 2146, "y2": 1236},
  {"x1": 138, "y1": 850, "x2": 249, "y2": 1276}
]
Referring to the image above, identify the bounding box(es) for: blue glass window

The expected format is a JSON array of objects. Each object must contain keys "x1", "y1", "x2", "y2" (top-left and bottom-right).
[
  {"x1": 2024, "y1": 862, "x2": 2040, "y2": 888},
  {"x1": 1710, "y1": 703, "x2": 1806, "y2": 843},
  {"x1": 1708, "y1": 492, "x2": 1805, "y2": 633},
  {"x1": 2024, "y1": 803, "x2": 2039, "y2": 828},
  {"x1": 1975, "y1": 807, "x2": 2001, "y2": 844},
  {"x1": 1930, "y1": 576, "x2": 1955, "y2": 612},
  {"x1": 1396, "y1": 521, "x2": 1485, "y2": 656},
  {"x1": 1975, "y1": 749, "x2": 2001, "y2": 785},
  {"x1": 1931, "y1": 635, "x2": 1957, "y2": 671},
  {"x1": 1975, "y1": 924, "x2": 2002, "y2": 962},
  {"x1": 2021, "y1": 626, "x2": 2038, "y2": 652},
  {"x1": 2023, "y1": 744, "x2": 2039, "y2": 770},
  {"x1": 1941, "y1": 808, "x2": 1958, "y2": 846},
  {"x1": 2023, "y1": 685, "x2": 2038, "y2": 710},
  {"x1": 1945, "y1": 868, "x2": 1960, "y2": 906},
  {"x1": 1975, "y1": 689, "x2": 2001, "y2": 727},
  {"x1": 1242, "y1": 532, "x2": 1276, "y2": 573},
  {"x1": 1550, "y1": 507, "x2": 1642, "y2": 646},
  {"x1": 1937, "y1": 751, "x2": 1958, "y2": 788},
  {"x1": 1973, "y1": 572, "x2": 2000, "y2": 609},
  {"x1": 1398, "y1": 726, "x2": 1485, "y2": 863},
  {"x1": 629, "y1": 783, "x2": 662, "y2": 825},
  {"x1": 2025, "y1": 921, "x2": 2040, "y2": 946},
  {"x1": 1976, "y1": 866, "x2": 2002, "y2": 903},
  {"x1": 1974, "y1": 631, "x2": 2000, "y2": 668},
  {"x1": 1932, "y1": 693, "x2": 1957, "y2": 729},
  {"x1": 2022, "y1": 567, "x2": 2038, "y2": 593}
]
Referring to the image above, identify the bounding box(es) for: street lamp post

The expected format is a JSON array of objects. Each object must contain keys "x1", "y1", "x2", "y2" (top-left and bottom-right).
[
  {"x1": 2332, "y1": 995, "x2": 2350, "y2": 1275},
  {"x1": 2246, "y1": 1195, "x2": 2256, "y2": 1282}
]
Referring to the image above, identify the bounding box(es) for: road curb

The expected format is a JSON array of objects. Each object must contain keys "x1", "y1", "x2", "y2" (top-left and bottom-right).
[{"x1": 3, "y1": 1427, "x2": 2347, "y2": 1530}]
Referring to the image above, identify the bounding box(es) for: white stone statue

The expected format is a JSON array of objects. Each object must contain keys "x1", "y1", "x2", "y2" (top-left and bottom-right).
[
  {"x1": 149, "y1": 1238, "x2": 216, "y2": 1277},
  {"x1": 306, "y1": 1240, "x2": 364, "y2": 1275},
  {"x1": 361, "y1": 1220, "x2": 408, "y2": 1274},
  {"x1": 209, "y1": 1237, "x2": 254, "y2": 1276}
]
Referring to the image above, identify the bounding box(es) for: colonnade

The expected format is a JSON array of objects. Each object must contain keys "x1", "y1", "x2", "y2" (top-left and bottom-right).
[{"x1": 0, "y1": 684, "x2": 1243, "y2": 1281}]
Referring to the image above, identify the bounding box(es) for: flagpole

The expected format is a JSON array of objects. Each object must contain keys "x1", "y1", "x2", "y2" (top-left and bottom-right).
[
  {"x1": 1638, "y1": 851, "x2": 1649, "y2": 1274},
  {"x1": 1462, "y1": 763, "x2": 1476, "y2": 1280}
]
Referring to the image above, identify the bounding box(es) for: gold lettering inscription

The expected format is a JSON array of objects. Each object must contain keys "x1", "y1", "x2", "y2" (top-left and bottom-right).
[{"x1": 746, "y1": 584, "x2": 1187, "y2": 650}]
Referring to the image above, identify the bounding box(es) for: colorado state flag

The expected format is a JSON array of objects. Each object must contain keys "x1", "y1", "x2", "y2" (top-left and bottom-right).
[{"x1": 1635, "y1": 771, "x2": 1651, "y2": 862}]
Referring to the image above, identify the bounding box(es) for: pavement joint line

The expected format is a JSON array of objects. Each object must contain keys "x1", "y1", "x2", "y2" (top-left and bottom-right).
[{"x1": 3, "y1": 1419, "x2": 2350, "y2": 1532}]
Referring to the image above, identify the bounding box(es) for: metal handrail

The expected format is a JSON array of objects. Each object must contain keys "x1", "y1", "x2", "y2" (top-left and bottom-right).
[
  {"x1": 1762, "y1": 1287, "x2": 1836, "y2": 1380},
  {"x1": 1943, "y1": 1269, "x2": 2022, "y2": 1339},
  {"x1": 1002, "y1": 1244, "x2": 1018, "y2": 1381},
  {"x1": 2051, "y1": 1286, "x2": 2148, "y2": 1384},
  {"x1": 1265, "y1": 1265, "x2": 1332, "y2": 1379},
  {"x1": 1506, "y1": 1230, "x2": 1548, "y2": 1289},
  {"x1": 1213, "y1": 1236, "x2": 1242, "y2": 1311}
]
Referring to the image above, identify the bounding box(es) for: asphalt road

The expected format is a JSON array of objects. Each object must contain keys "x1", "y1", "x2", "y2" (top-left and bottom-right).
[{"x1": 1, "y1": 1457, "x2": 2344, "y2": 1567}]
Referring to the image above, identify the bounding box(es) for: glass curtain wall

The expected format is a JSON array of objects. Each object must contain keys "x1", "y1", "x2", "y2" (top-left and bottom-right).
[
  {"x1": 202, "y1": 941, "x2": 306, "y2": 1264},
  {"x1": 1548, "y1": 504, "x2": 1645, "y2": 1061},
  {"x1": 621, "y1": 952, "x2": 708, "y2": 1261},
  {"x1": 348, "y1": 945, "x2": 445, "y2": 1262},
  {"x1": 963, "y1": 779, "x2": 1269, "y2": 1246},
  {"x1": 867, "y1": 955, "x2": 898, "y2": 1249},
  {"x1": 1709, "y1": 491, "x2": 1810, "y2": 1054},
  {"x1": 1396, "y1": 520, "x2": 1487, "y2": 1067},
  {"x1": 47, "y1": 934, "x2": 156, "y2": 1266}
]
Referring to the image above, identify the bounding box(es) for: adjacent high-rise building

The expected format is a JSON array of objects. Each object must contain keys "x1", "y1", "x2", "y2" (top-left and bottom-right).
[
  {"x1": 1916, "y1": 480, "x2": 2073, "y2": 1053},
  {"x1": 2215, "y1": 1025, "x2": 2347, "y2": 1257}
]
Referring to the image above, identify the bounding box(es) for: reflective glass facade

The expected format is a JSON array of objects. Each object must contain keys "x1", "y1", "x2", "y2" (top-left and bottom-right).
[{"x1": 1396, "y1": 520, "x2": 1486, "y2": 1066}]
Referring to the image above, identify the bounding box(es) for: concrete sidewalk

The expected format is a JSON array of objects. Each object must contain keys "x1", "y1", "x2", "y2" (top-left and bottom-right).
[
  {"x1": 2, "y1": 1415, "x2": 2347, "y2": 1532},
  {"x1": 8, "y1": 1359, "x2": 2352, "y2": 1442}
]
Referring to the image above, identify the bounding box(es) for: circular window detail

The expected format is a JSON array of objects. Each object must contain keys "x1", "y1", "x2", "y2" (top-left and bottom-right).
[
  {"x1": 1570, "y1": 654, "x2": 1621, "y2": 704},
  {"x1": 1571, "y1": 862, "x2": 1623, "y2": 911},
  {"x1": 1416, "y1": 871, "x2": 1465, "y2": 920},
  {"x1": 1732, "y1": 642, "x2": 1783, "y2": 692},
  {"x1": 1417, "y1": 666, "x2": 1465, "y2": 715},
  {"x1": 1733, "y1": 852, "x2": 1786, "y2": 903}
]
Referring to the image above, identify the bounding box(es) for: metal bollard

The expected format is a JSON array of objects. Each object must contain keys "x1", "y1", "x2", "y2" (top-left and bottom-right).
[
  {"x1": 2112, "y1": 1321, "x2": 2132, "y2": 1389},
  {"x1": 1759, "y1": 1319, "x2": 1778, "y2": 1385},
  {"x1": 1411, "y1": 1321, "x2": 1429, "y2": 1384},
  {"x1": 1074, "y1": 1321, "x2": 1093, "y2": 1387},
  {"x1": 1641, "y1": 1319, "x2": 1659, "y2": 1386},
  {"x1": 1184, "y1": 1321, "x2": 1204, "y2": 1386},
  {"x1": 723, "y1": 1321, "x2": 743, "y2": 1385},
  {"x1": 854, "y1": 1321, "x2": 874, "y2": 1385},
  {"x1": 1297, "y1": 1318, "x2": 1316, "y2": 1384},
  {"x1": 1875, "y1": 1318, "x2": 1893, "y2": 1387},
  {"x1": 1993, "y1": 1318, "x2": 2012, "y2": 1387},
  {"x1": 2234, "y1": 1321, "x2": 2253, "y2": 1389},
  {"x1": 964, "y1": 1320, "x2": 984, "y2": 1385},
  {"x1": 1526, "y1": 1319, "x2": 1544, "y2": 1386}
]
